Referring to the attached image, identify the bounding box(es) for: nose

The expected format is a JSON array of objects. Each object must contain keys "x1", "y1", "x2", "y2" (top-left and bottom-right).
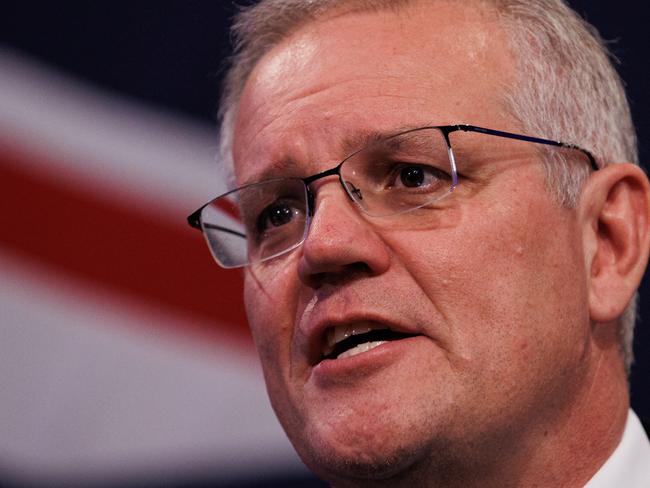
[{"x1": 297, "y1": 181, "x2": 391, "y2": 287}]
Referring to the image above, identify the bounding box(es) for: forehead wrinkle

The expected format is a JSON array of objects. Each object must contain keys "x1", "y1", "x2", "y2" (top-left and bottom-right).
[
  {"x1": 240, "y1": 156, "x2": 304, "y2": 186},
  {"x1": 244, "y1": 77, "x2": 432, "y2": 140},
  {"x1": 238, "y1": 45, "x2": 445, "y2": 136}
]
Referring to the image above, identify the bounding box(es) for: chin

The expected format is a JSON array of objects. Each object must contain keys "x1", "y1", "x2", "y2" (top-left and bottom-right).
[{"x1": 291, "y1": 419, "x2": 445, "y2": 484}]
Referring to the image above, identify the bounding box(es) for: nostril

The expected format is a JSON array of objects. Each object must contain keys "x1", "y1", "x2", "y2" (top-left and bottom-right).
[
  {"x1": 307, "y1": 262, "x2": 373, "y2": 287},
  {"x1": 350, "y1": 261, "x2": 372, "y2": 274}
]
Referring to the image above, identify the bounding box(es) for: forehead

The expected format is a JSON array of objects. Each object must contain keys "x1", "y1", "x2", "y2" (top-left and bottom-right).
[{"x1": 232, "y1": 0, "x2": 516, "y2": 184}]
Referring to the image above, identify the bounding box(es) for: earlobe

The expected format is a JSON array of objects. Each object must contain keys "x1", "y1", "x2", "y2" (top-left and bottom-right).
[{"x1": 580, "y1": 163, "x2": 650, "y2": 322}]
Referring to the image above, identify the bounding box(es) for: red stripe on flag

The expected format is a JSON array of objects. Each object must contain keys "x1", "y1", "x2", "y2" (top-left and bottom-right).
[
  {"x1": 215, "y1": 193, "x2": 241, "y2": 222},
  {"x1": 0, "y1": 143, "x2": 249, "y2": 340}
]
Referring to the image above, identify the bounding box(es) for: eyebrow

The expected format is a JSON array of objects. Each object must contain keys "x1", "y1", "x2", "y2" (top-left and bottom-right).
[
  {"x1": 240, "y1": 156, "x2": 304, "y2": 186},
  {"x1": 241, "y1": 124, "x2": 428, "y2": 185},
  {"x1": 341, "y1": 123, "x2": 429, "y2": 153}
]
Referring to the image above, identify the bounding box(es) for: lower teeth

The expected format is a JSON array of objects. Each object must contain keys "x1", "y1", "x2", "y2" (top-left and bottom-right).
[{"x1": 338, "y1": 341, "x2": 387, "y2": 359}]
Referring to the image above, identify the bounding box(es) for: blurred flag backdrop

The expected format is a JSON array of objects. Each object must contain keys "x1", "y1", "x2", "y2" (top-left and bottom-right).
[{"x1": 1, "y1": 2, "x2": 647, "y2": 487}]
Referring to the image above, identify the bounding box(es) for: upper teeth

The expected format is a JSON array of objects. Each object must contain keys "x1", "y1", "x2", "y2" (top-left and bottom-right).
[{"x1": 325, "y1": 323, "x2": 388, "y2": 355}]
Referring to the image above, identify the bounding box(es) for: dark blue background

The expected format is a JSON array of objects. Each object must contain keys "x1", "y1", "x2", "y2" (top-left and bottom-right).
[{"x1": 2, "y1": 2, "x2": 647, "y2": 487}]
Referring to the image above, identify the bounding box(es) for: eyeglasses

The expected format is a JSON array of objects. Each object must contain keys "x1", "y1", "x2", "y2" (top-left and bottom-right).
[{"x1": 187, "y1": 124, "x2": 598, "y2": 268}]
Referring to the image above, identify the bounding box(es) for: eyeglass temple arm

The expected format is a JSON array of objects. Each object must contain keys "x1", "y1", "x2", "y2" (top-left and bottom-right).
[
  {"x1": 187, "y1": 210, "x2": 247, "y2": 239},
  {"x1": 443, "y1": 124, "x2": 599, "y2": 171}
]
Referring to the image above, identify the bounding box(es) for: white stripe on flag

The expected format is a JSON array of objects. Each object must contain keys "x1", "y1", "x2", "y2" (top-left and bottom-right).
[
  {"x1": 0, "y1": 48, "x2": 226, "y2": 217},
  {"x1": 0, "y1": 250, "x2": 304, "y2": 484}
]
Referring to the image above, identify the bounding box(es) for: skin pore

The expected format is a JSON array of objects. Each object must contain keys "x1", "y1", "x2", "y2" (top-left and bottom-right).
[{"x1": 231, "y1": 1, "x2": 648, "y2": 486}]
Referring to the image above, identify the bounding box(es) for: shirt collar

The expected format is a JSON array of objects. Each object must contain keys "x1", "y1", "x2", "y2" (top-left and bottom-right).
[{"x1": 584, "y1": 409, "x2": 650, "y2": 488}]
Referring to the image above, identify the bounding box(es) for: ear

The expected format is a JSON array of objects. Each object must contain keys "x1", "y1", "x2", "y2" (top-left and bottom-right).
[{"x1": 580, "y1": 163, "x2": 650, "y2": 322}]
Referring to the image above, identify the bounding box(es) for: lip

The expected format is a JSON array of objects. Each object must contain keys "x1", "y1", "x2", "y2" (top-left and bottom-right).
[
  {"x1": 312, "y1": 334, "x2": 426, "y2": 383},
  {"x1": 301, "y1": 311, "x2": 421, "y2": 367}
]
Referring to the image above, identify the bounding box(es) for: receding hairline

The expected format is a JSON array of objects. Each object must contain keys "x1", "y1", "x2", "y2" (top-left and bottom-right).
[
  {"x1": 232, "y1": 0, "x2": 514, "y2": 185},
  {"x1": 227, "y1": 0, "x2": 496, "y2": 109}
]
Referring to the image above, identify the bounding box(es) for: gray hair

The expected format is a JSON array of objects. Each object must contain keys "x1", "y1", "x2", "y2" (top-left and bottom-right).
[{"x1": 217, "y1": 0, "x2": 639, "y2": 371}]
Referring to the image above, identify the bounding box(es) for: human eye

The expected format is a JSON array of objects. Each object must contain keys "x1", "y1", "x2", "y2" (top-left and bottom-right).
[
  {"x1": 387, "y1": 163, "x2": 451, "y2": 192},
  {"x1": 256, "y1": 199, "x2": 299, "y2": 231},
  {"x1": 253, "y1": 197, "x2": 306, "y2": 245}
]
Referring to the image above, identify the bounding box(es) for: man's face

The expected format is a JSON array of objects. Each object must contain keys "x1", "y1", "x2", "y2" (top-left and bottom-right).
[{"x1": 233, "y1": 1, "x2": 593, "y2": 480}]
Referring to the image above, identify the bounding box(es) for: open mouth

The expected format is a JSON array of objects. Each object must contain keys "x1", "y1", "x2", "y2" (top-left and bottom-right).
[{"x1": 322, "y1": 324, "x2": 416, "y2": 361}]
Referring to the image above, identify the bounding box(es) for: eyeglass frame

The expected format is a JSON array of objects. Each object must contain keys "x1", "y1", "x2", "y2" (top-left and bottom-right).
[{"x1": 187, "y1": 124, "x2": 599, "y2": 265}]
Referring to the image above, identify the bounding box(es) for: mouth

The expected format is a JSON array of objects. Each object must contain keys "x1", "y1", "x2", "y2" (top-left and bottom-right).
[{"x1": 321, "y1": 323, "x2": 417, "y2": 361}]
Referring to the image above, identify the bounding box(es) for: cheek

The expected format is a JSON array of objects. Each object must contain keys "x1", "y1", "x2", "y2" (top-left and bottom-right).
[
  {"x1": 243, "y1": 262, "x2": 299, "y2": 367},
  {"x1": 389, "y1": 195, "x2": 587, "y2": 363},
  {"x1": 386, "y1": 201, "x2": 590, "y2": 423},
  {"x1": 243, "y1": 263, "x2": 310, "y2": 438}
]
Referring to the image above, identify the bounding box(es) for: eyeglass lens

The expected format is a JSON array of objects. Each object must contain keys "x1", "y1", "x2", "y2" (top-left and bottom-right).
[{"x1": 199, "y1": 127, "x2": 456, "y2": 267}]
